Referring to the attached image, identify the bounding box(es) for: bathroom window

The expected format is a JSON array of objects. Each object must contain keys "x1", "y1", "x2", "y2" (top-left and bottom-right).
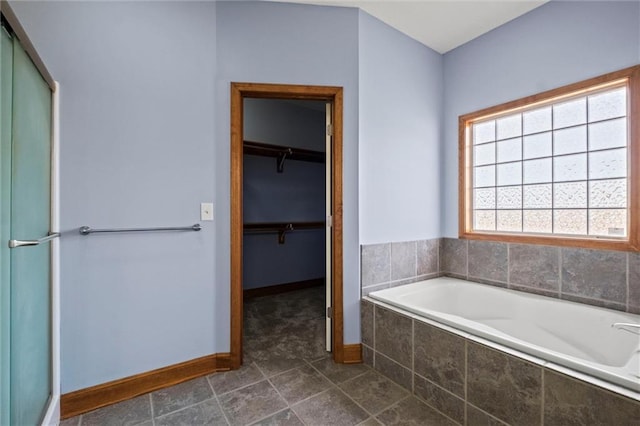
[{"x1": 459, "y1": 65, "x2": 640, "y2": 251}]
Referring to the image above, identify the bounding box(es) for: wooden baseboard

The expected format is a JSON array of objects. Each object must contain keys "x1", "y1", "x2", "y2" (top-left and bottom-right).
[
  {"x1": 342, "y1": 344, "x2": 362, "y2": 364},
  {"x1": 61, "y1": 353, "x2": 231, "y2": 419},
  {"x1": 243, "y1": 277, "x2": 324, "y2": 299}
]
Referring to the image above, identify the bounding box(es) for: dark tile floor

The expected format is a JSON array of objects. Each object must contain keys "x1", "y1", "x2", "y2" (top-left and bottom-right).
[{"x1": 61, "y1": 286, "x2": 456, "y2": 425}]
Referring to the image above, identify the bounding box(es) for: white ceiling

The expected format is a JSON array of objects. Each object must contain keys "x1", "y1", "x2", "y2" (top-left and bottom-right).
[{"x1": 267, "y1": 0, "x2": 548, "y2": 53}]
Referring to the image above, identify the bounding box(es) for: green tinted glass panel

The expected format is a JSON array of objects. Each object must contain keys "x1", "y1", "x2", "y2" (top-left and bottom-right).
[
  {"x1": 9, "y1": 37, "x2": 52, "y2": 426},
  {"x1": 0, "y1": 27, "x2": 13, "y2": 426}
]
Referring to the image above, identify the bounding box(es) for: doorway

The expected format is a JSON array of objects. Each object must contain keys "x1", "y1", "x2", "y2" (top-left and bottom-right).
[{"x1": 230, "y1": 83, "x2": 344, "y2": 369}]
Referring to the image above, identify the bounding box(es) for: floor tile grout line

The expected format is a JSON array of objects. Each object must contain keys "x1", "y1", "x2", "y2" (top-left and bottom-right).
[
  {"x1": 412, "y1": 392, "x2": 464, "y2": 426},
  {"x1": 387, "y1": 394, "x2": 462, "y2": 426},
  {"x1": 374, "y1": 394, "x2": 412, "y2": 419},
  {"x1": 249, "y1": 356, "x2": 315, "y2": 381},
  {"x1": 289, "y1": 387, "x2": 333, "y2": 408},
  {"x1": 265, "y1": 375, "x2": 291, "y2": 409},
  {"x1": 364, "y1": 386, "x2": 412, "y2": 419},
  {"x1": 211, "y1": 389, "x2": 232, "y2": 425},
  {"x1": 214, "y1": 362, "x2": 305, "y2": 425},
  {"x1": 325, "y1": 375, "x2": 382, "y2": 420},
  {"x1": 467, "y1": 402, "x2": 509, "y2": 426},
  {"x1": 343, "y1": 369, "x2": 411, "y2": 419},
  {"x1": 204, "y1": 372, "x2": 232, "y2": 426},
  {"x1": 213, "y1": 376, "x2": 268, "y2": 398},
  {"x1": 150, "y1": 378, "x2": 215, "y2": 420},
  {"x1": 356, "y1": 358, "x2": 464, "y2": 426},
  {"x1": 245, "y1": 407, "x2": 301, "y2": 426},
  {"x1": 213, "y1": 394, "x2": 232, "y2": 426},
  {"x1": 304, "y1": 356, "x2": 413, "y2": 419},
  {"x1": 152, "y1": 396, "x2": 218, "y2": 423},
  {"x1": 148, "y1": 393, "x2": 155, "y2": 426},
  {"x1": 305, "y1": 358, "x2": 371, "y2": 388}
]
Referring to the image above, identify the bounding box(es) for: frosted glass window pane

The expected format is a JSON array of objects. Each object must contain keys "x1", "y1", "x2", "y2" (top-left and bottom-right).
[
  {"x1": 523, "y1": 106, "x2": 551, "y2": 135},
  {"x1": 497, "y1": 162, "x2": 522, "y2": 186},
  {"x1": 588, "y1": 88, "x2": 626, "y2": 122},
  {"x1": 497, "y1": 138, "x2": 522, "y2": 163},
  {"x1": 474, "y1": 165, "x2": 495, "y2": 188},
  {"x1": 523, "y1": 210, "x2": 552, "y2": 233},
  {"x1": 467, "y1": 85, "x2": 632, "y2": 239},
  {"x1": 553, "y1": 181, "x2": 587, "y2": 208},
  {"x1": 588, "y1": 148, "x2": 626, "y2": 180},
  {"x1": 589, "y1": 179, "x2": 626, "y2": 208},
  {"x1": 474, "y1": 143, "x2": 495, "y2": 166},
  {"x1": 588, "y1": 118, "x2": 627, "y2": 151},
  {"x1": 588, "y1": 209, "x2": 627, "y2": 237},
  {"x1": 497, "y1": 186, "x2": 522, "y2": 209},
  {"x1": 553, "y1": 98, "x2": 586, "y2": 129},
  {"x1": 474, "y1": 210, "x2": 496, "y2": 231},
  {"x1": 523, "y1": 184, "x2": 552, "y2": 208},
  {"x1": 554, "y1": 154, "x2": 587, "y2": 182},
  {"x1": 523, "y1": 132, "x2": 552, "y2": 159},
  {"x1": 474, "y1": 188, "x2": 496, "y2": 209},
  {"x1": 497, "y1": 114, "x2": 521, "y2": 140},
  {"x1": 497, "y1": 210, "x2": 522, "y2": 232},
  {"x1": 553, "y1": 126, "x2": 586, "y2": 155},
  {"x1": 474, "y1": 121, "x2": 496, "y2": 144},
  {"x1": 554, "y1": 209, "x2": 587, "y2": 235},
  {"x1": 523, "y1": 158, "x2": 551, "y2": 184}
]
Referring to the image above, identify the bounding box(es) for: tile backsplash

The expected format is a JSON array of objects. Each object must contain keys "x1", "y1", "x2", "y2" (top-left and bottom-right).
[
  {"x1": 361, "y1": 237, "x2": 640, "y2": 314},
  {"x1": 360, "y1": 239, "x2": 440, "y2": 296}
]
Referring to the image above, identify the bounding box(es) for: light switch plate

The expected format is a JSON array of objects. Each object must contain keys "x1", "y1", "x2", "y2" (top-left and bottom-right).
[{"x1": 201, "y1": 203, "x2": 214, "y2": 221}]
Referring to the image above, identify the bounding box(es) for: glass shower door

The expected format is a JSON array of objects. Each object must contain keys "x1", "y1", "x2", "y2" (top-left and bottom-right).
[
  {"x1": 0, "y1": 25, "x2": 14, "y2": 426},
  {"x1": 4, "y1": 33, "x2": 53, "y2": 425}
]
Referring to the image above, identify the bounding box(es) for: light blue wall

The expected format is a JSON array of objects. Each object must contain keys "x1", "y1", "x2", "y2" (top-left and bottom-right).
[
  {"x1": 243, "y1": 99, "x2": 326, "y2": 289},
  {"x1": 441, "y1": 0, "x2": 640, "y2": 237},
  {"x1": 214, "y1": 1, "x2": 361, "y2": 345},
  {"x1": 10, "y1": 1, "x2": 217, "y2": 392},
  {"x1": 358, "y1": 11, "x2": 443, "y2": 244}
]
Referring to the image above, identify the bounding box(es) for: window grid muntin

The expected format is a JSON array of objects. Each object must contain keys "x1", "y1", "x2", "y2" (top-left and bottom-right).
[{"x1": 470, "y1": 84, "x2": 628, "y2": 238}]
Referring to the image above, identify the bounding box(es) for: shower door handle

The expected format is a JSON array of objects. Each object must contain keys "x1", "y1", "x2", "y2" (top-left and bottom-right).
[{"x1": 9, "y1": 232, "x2": 60, "y2": 248}]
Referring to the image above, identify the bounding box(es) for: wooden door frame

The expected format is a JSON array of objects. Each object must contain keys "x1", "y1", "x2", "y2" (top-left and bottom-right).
[{"x1": 230, "y1": 82, "x2": 344, "y2": 369}]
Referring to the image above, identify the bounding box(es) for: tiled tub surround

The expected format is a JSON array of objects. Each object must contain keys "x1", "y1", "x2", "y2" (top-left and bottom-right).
[
  {"x1": 441, "y1": 238, "x2": 640, "y2": 314},
  {"x1": 362, "y1": 238, "x2": 640, "y2": 313},
  {"x1": 361, "y1": 298, "x2": 640, "y2": 426},
  {"x1": 361, "y1": 239, "x2": 440, "y2": 296}
]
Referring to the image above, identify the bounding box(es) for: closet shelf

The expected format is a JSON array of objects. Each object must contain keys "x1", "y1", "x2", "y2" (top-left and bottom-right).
[
  {"x1": 243, "y1": 221, "x2": 325, "y2": 244},
  {"x1": 243, "y1": 140, "x2": 325, "y2": 173}
]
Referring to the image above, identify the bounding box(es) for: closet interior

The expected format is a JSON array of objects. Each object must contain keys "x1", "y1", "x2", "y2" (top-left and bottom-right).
[{"x1": 242, "y1": 98, "x2": 330, "y2": 373}]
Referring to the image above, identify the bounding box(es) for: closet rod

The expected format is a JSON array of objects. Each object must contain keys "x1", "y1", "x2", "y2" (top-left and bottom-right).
[
  {"x1": 243, "y1": 221, "x2": 325, "y2": 232},
  {"x1": 243, "y1": 141, "x2": 325, "y2": 163},
  {"x1": 79, "y1": 224, "x2": 201, "y2": 235},
  {"x1": 243, "y1": 221, "x2": 325, "y2": 244}
]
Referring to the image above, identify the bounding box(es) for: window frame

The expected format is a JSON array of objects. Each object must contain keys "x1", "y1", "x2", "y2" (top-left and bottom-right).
[{"x1": 459, "y1": 65, "x2": 640, "y2": 252}]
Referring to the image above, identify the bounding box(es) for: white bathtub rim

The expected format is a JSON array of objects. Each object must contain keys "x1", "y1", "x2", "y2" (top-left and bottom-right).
[{"x1": 363, "y1": 295, "x2": 640, "y2": 402}]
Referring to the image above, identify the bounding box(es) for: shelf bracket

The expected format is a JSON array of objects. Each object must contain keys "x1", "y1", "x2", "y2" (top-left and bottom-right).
[
  {"x1": 278, "y1": 223, "x2": 294, "y2": 244},
  {"x1": 276, "y1": 148, "x2": 293, "y2": 173}
]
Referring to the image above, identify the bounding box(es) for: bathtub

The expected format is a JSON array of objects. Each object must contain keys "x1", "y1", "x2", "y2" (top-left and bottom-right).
[{"x1": 367, "y1": 276, "x2": 640, "y2": 394}]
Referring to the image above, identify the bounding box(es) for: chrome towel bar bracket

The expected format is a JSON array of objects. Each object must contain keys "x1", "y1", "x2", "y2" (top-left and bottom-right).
[{"x1": 79, "y1": 224, "x2": 201, "y2": 235}]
